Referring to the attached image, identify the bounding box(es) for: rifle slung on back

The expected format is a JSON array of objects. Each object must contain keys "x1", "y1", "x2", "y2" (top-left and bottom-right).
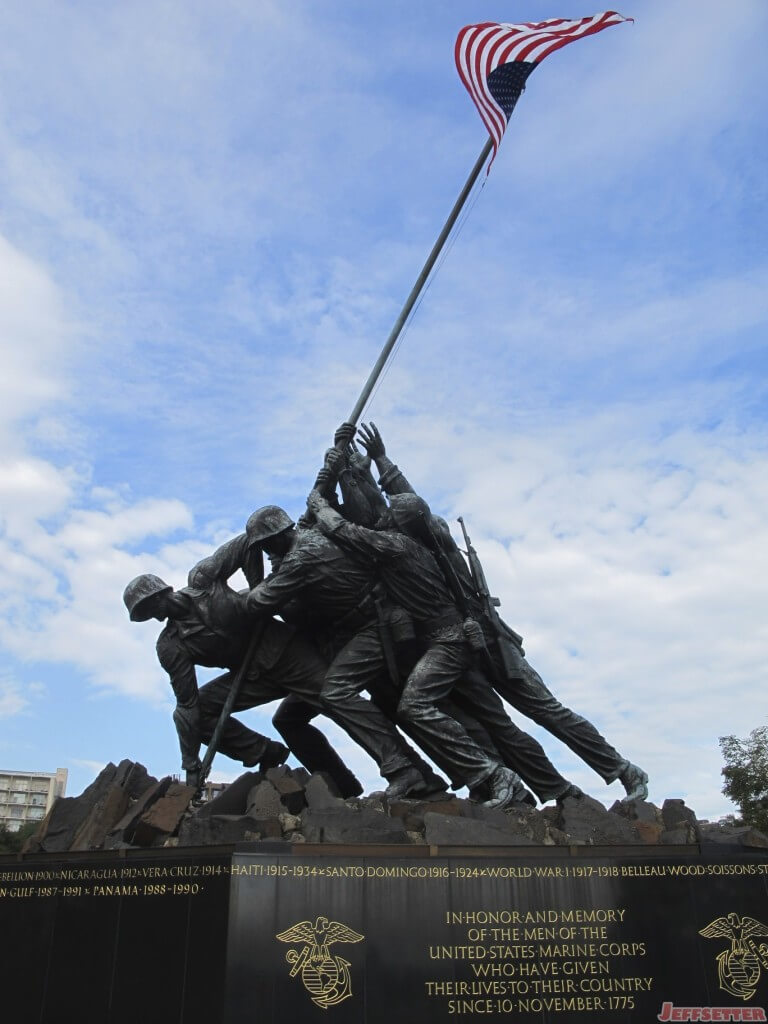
[{"x1": 457, "y1": 517, "x2": 524, "y2": 675}]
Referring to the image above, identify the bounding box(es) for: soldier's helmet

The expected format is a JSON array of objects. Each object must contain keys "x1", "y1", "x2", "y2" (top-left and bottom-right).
[
  {"x1": 388, "y1": 493, "x2": 432, "y2": 537},
  {"x1": 123, "y1": 574, "x2": 172, "y2": 621},
  {"x1": 431, "y1": 515, "x2": 453, "y2": 548},
  {"x1": 245, "y1": 505, "x2": 295, "y2": 545}
]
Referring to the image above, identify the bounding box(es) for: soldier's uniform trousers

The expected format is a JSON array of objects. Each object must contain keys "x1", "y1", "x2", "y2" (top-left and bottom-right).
[
  {"x1": 396, "y1": 629, "x2": 505, "y2": 791},
  {"x1": 492, "y1": 638, "x2": 626, "y2": 783},
  {"x1": 304, "y1": 621, "x2": 489, "y2": 790},
  {"x1": 196, "y1": 633, "x2": 359, "y2": 791},
  {"x1": 319, "y1": 621, "x2": 432, "y2": 780}
]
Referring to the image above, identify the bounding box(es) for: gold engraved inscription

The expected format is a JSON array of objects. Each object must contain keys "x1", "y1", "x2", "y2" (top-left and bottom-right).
[
  {"x1": 427, "y1": 904, "x2": 652, "y2": 1014},
  {"x1": 0, "y1": 861, "x2": 225, "y2": 899}
]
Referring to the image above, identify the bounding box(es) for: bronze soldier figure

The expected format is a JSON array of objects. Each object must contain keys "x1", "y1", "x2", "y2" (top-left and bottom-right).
[
  {"x1": 244, "y1": 506, "x2": 448, "y2": 800},
  {"x1": 308, "y1": 486, "x2": 537, "y2": 809},
  {"x1": 357, "y1": 421, "x2": 649, "y2": 802},
  {"x1": 123, "y1": 531, "x2": 362, "y2": 796}
]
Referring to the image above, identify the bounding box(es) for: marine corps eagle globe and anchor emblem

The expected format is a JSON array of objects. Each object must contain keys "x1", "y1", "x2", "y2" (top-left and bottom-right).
[
  {"x1": 276, "y1": 916, "x2": 365, "y2": 1009},
  {"x1": 700, "y1": 913, "x2": 768, "y2": 1000}
]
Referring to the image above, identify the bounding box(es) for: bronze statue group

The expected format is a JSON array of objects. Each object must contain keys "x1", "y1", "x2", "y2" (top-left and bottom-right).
[{"x1": 123, "y1": 423, "x2": 648, "y2": 809}]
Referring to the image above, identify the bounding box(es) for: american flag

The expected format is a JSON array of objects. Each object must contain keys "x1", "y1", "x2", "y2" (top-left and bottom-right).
[{"x1": 455, "y1": 12, "x2": 632, "y2": 166}]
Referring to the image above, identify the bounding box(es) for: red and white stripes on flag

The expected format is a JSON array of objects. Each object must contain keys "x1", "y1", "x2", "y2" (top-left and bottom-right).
[{"x1": 455, "y1": 12, "x2": 632, "y2": 167}]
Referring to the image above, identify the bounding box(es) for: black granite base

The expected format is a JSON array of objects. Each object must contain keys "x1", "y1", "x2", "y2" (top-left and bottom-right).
[{"x1": 3, "y1": 844, "x2": 768, "y2": 1023}]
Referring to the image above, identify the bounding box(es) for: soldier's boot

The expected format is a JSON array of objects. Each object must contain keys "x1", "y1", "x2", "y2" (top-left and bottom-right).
[
  {"x1": 384, "y1": 766, "x2": 429, "y2": 800},
  {"x1": 618, "y1": 761, "x2": 649, "y2": 802},
  {"x1": 418, "y1": 769, "x2": 449, "y2": 798},
  {"x1": 259, "y1": 740, "x2": 290, "y2": 771},
  {"x1": 243, "y1": 739, "x2": 290, "y2": 772},
  {"x1": 474, "y1": 778, "x2": 580, "y2": 804},
  {"x1": 334, "y1": 769, "x2": 364, "y2": 799},
  {"x1": 556, "y1": 783, "x2": 583, "y2": 802},
  {"x1": 483, "y1": 767, "x2": 537, "y2": 809}
]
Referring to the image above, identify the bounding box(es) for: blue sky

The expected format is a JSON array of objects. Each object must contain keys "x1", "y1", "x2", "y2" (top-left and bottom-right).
[{"x1": 0, "y1": 0, "x2": 765, "y2": 818}]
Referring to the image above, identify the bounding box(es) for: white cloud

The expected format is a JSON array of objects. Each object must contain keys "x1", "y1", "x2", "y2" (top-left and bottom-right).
[
  {"x1": 0, "y1": 484, "x2": 213, "y2": 703},
  {"x1": 0, "y1": 234, "x2": 76, "y2": 435},
  {"x1": 429, "y1": 417, "x2": 768, "y2": 817},
  {"x1": 69, "y1": 758, "x2": 109, "y2": 776},
  {"x1": 0, "y1": 677, "x2": 30, "y2": 718},
  {"x1": 0, "y1": 233, "x2": 209, "y2": 703}
]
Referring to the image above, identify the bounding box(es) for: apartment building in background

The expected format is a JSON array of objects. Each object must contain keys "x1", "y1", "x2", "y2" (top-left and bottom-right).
[
  {"x1": 0, "y1": 768, "x2": 68, "y2": 832},
  {"x1": 201, "y1": 780, "x2": 228, "y2": 803}
]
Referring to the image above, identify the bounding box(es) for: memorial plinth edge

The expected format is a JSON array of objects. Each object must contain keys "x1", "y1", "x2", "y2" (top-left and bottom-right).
[{"x1": 3, "y1": 839, "x2": 765, "y2": 866}]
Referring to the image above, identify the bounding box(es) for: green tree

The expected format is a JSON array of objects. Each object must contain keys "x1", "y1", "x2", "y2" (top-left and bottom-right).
[
  {"x1": 0, "y1": 820, "x2": 40, "y2": 854},
  {"x1": 719, "y1": 726, "x2": 768, "y2": 833}
]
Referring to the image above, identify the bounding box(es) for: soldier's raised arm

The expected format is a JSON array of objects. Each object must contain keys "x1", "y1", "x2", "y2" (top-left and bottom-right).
[
  {"x1": 307, "y1": 489, "x2": 407, "y2": 563},
  {"x1": 311, "y1": 422, "x2": 387, "y2": 527},
  {"x1": 357, "y1": 422, "x2": 414, "y2": 496},
  {"x1": 188, "y1": 532, "x2": 262, "y2": 590}
]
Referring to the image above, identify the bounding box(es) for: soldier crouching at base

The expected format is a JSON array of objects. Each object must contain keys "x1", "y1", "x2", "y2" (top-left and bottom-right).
[
  {"x1": 244, "y1": 505, "x2": 447, "y2": 801},
  {"x1": 307, "y1": 487, "x2": 537, "y2": 810},
  {"x1": 122, "y1": 532, "x2": 363, "y2": 796},
  {"x1": 356, "y1": 420, "x2": 649, "y2": 803}
]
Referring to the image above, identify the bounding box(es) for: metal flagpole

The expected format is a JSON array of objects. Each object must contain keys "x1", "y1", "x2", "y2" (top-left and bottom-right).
[
  {"x1": 195, "y1": 616, "x2": 271, "y2": 793},
  {"x1": 346, "y1": 136, "x2": 493, "y2": 426}
]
